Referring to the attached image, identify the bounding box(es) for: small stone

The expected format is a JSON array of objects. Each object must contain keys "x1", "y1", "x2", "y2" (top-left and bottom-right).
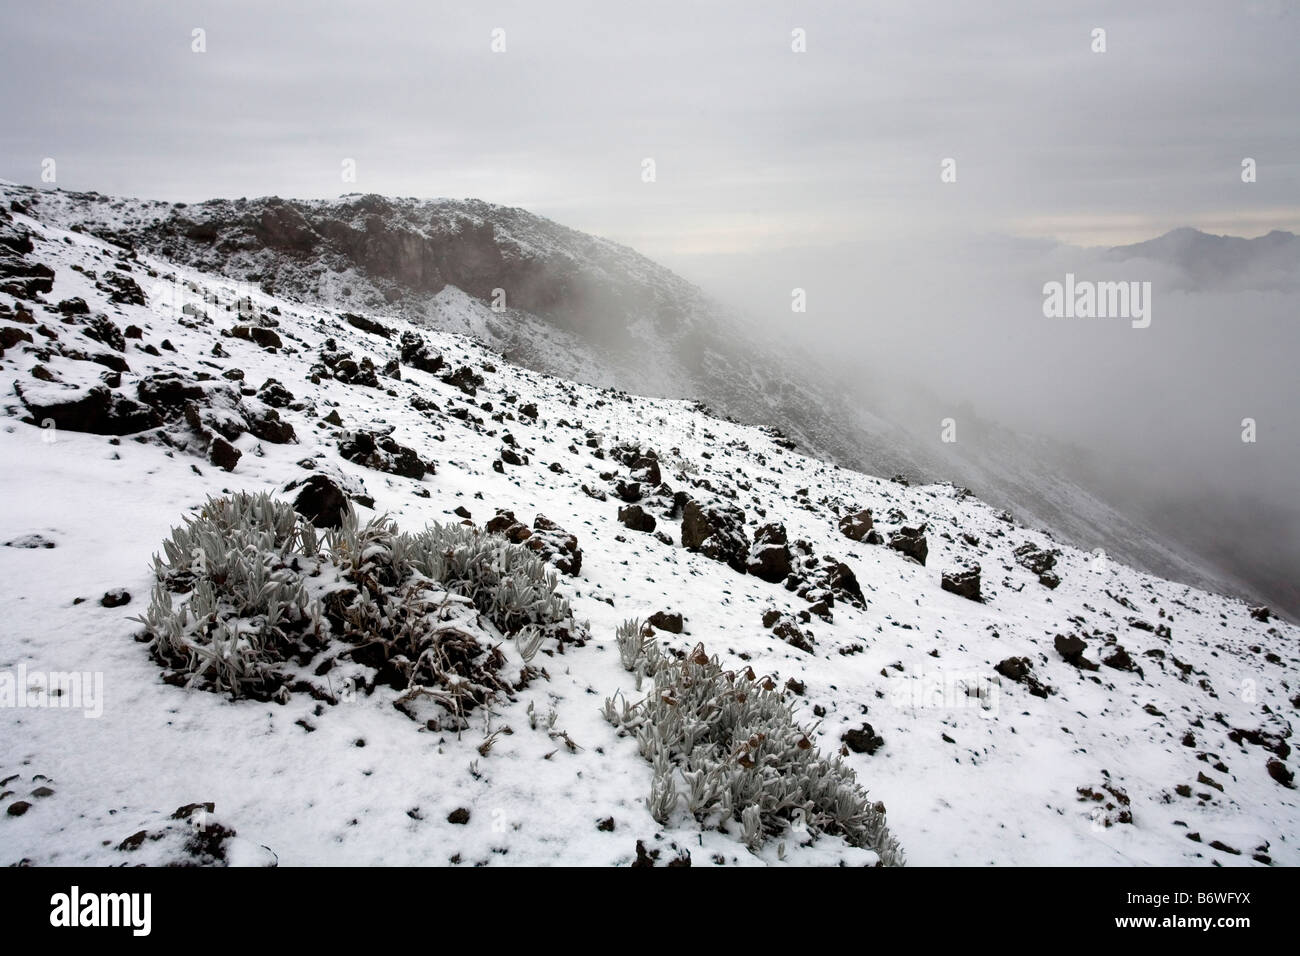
[{"x1": 100, "y1": 588, "x2": 131, "y2": 608}]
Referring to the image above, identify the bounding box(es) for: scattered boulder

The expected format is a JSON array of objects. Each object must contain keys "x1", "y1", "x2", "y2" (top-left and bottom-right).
[
  {"x1": 617, "y1": 504, "x2": 657, "y2": 534},
  {"x1": 995, "y1": 657, "x2": 1052, "y2": 697},
  {"x1": 681, "y1": 497, "x2": 749, "y2": 574},
  {"x1": 746, "y1": 522, "x2": 792, "y2": 583},
  {"x1": 843, "y1": 723, "x2": 884, "y2": 755},
  {"x1": 1054, "y1": 634, "x2": 1098, "y2": 670},
  {"x1": 399, "y1": 331, "x2": 444, "y2": 374},
  {"x1": 343, "y1": 312, "x2": 391, "y2": 338},
  {"x1": 338, "y1": 430, "x2": 429, "y2": 479},
  {"x1": 232, "y1": 325, "x2": 282, "y2": 350},
  {"x1": 137, "y1": 372, "x2": 208, "y2": 414},
  {"x1": 79, "y1": 314, "x2": 124, "y2": 351},
  {"x1": 257, "y1": 379, "x2": 294, "y2": 409},
  {"x1": 100, "y1": 588, "x2": 131, "y2": 608},
  {"x1": 484, "y1": 510, "x2": 533, "y2": 543},
  {"x1": 526, "y1": 515, "x2": 582, "y2": 576},
  {"x1": 888, "y1": 526, "x2": 928, "y2": 566},
  {"x1": 1266, "y1": 758, "x2": 1294, "y2": 788},
  {"x1": 764, "y1": 610, "x2": 815, "y2": 653},
  {"x1": 16, "y1": 380, "x2": 161, "y2": 436},
  {"x1": 441, "y1": 365, "x2": 484, "y2": 396},
  {"x1": 613, "y1": 479, "x2": 641, "y2": 503},
  {"x1": 483, "y1": 511, "x2": 581, "y2": 575},
  {"x1": 293, "y1": 475, "x2": 350, "y2": 528},
  {"x1": 838, "y1": 509, "x2": 874, "y2": 542},
  {"x1": 1102, "y1": 645, "x2": 1140, "y2": 675},
  {"x1": 824, "y1": 561, "x2": 865, "y2": 607},
  {"x1": 209, "y1": 436, "x2": 241, "y2": 472},
  {"x1": 1014, "y1": 542, "x2": 1059, "y2": 577},
  {"x1": 941, "y1": 565, "x2": 982, "y2": 602},
  {"x1": 647, "y1": 611, "x2": 683, "y2": 633}
]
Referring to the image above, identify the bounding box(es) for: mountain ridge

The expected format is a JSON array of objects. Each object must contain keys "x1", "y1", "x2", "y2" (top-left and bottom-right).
[{"x1": 4, "y1": 183, "x2": 1291, "y2": 619}]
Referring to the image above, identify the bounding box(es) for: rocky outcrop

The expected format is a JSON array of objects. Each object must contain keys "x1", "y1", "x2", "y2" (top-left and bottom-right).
[
  {"x1": 617, "y1": 504, "x2": 656, "y2": 534},
  {"x1": 483, "y1": 511, "x2": 582, "y2": 576},
  {"x1": 681, "y1": 497, "x2": 749, "y2": 574},
  {"x1": 399, "y1": 331, "x2": 444, "y2": 374},
  {"x1": 838, "y1": 509, "x2": 874, "y2": 542},
  {"x1": 941, "y1": 566, "x2": 982, "y2": 602},
  {"x1": 888, "y1": 525, "x2": 928, "y2": 566},
  {"x1": 1054, "y1": 633, "x2": 1098, "y2": 671},
  {"x1": 16, "y1": 380, "x2": 161, "y2": 435},
  {"x1": 293, "y1": 475, "x2": 351, "y2": 528},
  {"x1": 338, "y1": 430, "x2": 429, "y2": 479},
  {"x1": 746, "y1": 522, "x2": 792, "y2": 583}
]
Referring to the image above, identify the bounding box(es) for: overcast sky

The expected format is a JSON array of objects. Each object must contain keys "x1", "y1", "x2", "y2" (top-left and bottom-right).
[{"x1": 2, "y1": 0, "x2": 1298, "y2": 262}]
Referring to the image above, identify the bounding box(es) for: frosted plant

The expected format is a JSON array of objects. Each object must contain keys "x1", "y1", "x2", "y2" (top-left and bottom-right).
[
  {"x1": 604, "y1": 640, "x2": 905, "y2": 865},
  {"x1": 615, "y1": 618, "x2": 649, "y2": 671},
  {"x1": 136, "y1": 492, "x2": 583, "y2": 719}
]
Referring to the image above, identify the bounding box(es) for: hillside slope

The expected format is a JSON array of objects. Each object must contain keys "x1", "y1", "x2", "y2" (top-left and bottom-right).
[
  {"x1": 12, "y1": 185, "x2": 1268, "y2": 610},
  {"x1": 1, "y1": 192, "x2": 1297, "y2": 866}
]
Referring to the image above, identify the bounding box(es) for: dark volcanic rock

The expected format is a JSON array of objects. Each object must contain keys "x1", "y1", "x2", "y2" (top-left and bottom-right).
[
  {"x1": 484, "y1": 510, "x2": 533, "y2": 543},
  {"x1": 343, "y1": 312, "x2": 391, "y2": 338},
  {"x1": 681, "y1": 497, "x2": 749, "y2": 574},
  {"x1": 1014, "y1": 542, "x2": 1059, "y2": 576},
  {"x1": 843, "y1": 723, "x2": 884, "y2": 755},
  {"x1": 100, "y1": 588, "x2": 131, "y2": 608},
  {"x1": 80, "y1": 315, "x2": 125, "y2": 351},
  {"x1": 617, "y1": 504, "x2": 657, "y2": 534},
  {"x1": 824, "y1": 561, "x2": 865, "y2": 607},
  {"x1": 526, "y1": 514, "x2": 582, "y2": 576},
  {"x1": 440, "y1": 365, "x2": 484, "y2": 396},
  {"x1": 888, "y1": 526, "x2": 928, "y2": 566},
  {"x1": 16, "y1": 381, "x2": 161, "y2": 436},
  {"x1": 137, "y1": 372, "x2": 207, "y2": 413},
  {"x1": 995, "y1": 657, "x2": 1052, "y2": 698},
  {"x1": 1054, "y1": 633, "x2": 1099, "y2": 670},
  {"x1": 767, "y1": 612, "x2": 815, "y2": 653},
  {"x1": 293, "y1": 475, "x2": 350, "y2": 528},
  {"x1": 838, "y1": 509, "x2": 874, "y2": 542},
  {"x1": 209, "y1": 436, "x2": 241, "y2": 472},
  {"x1": 746, "y1": 522, "x2": 792, "y2": 583},
  {"x1": 398, "y1": 331, "x2": 444, "y2": 374},
  {"x1": 338, "y1": 430, "x2": 428, "y2": 479},
  {"x1": 648, "y1": 611, "x2": 683, "y2": 633},
  {"x1": 941, "y1": 566, "x2": 982, "y2": 602}
]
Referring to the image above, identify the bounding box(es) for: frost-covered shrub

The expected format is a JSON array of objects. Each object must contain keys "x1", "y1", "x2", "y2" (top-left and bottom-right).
[
  {"x1": 615, "y1": 618, "x2": 649, "y2": 670},
  {"x1": 603, "y1": 642, "x2": 904, "y2": 865},
  {"x1": 139, "y1": 492, "x2": 324, "y2": 699},
  {"x1": 136, "y1": 492, "x2": 583, "y2": 718}
]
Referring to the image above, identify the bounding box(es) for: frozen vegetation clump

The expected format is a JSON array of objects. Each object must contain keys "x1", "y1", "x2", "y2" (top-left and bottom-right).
[
  {"x1": 136, "y1": 492, "x2": 583, "y2": 723},
  {"x1": 604, "y1": 640, "x2": 904, "y2": 866}
]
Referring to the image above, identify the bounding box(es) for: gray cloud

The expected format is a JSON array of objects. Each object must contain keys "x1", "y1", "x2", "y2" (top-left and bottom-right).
[{"x1": 2, "y1": 1, "x2": 1297, "y2": 255}]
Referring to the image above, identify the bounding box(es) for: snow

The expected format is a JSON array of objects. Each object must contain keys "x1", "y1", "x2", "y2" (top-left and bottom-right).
[{"x1": 0, "y1": 187, "x2": 1296, "y2": 867}]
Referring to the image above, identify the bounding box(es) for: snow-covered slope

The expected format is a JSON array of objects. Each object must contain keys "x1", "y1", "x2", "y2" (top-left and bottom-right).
[
  {"x1": 1, "y1": 191, "x2": 1297, "y2": 867},
  {"x1": 10, "y1": 184, "x2": 1283, "y2": 620}
]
